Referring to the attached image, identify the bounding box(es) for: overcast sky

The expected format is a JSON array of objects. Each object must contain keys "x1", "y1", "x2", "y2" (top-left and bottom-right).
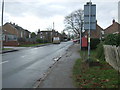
[{"x1": 0, "y1": 0, "x2": 119, "y2": 33}]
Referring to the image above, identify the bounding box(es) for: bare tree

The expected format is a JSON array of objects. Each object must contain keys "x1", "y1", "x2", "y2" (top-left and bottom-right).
[{"x1": 64, "y1": 9, "x2": 84, "y2": 37}]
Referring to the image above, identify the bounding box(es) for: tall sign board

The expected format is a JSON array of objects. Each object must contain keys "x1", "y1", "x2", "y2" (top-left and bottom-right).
[
  {"x1": 84, "y1": 1, "x2": 96, "y2": 60},
  {"x1": 84, "y1": 2, "x2": 96, "y2": 30}
]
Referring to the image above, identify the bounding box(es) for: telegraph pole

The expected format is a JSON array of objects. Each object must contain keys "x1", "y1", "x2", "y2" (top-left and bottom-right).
[
  {"x1": 1, "y1": 0, "x2": 4, "y2": 49},
  {"x1": 0, "y1": 1, "x2": 4, "y2": 90},
  {"x1": 53, "y1": 22, "x2": 54, "y2": 30}
]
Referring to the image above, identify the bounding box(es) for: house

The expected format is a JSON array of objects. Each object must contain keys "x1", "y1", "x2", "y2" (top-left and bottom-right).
[
  {"x1": 3, "y1": 23, "x2": 18, "y2": 37},
  {"x1": 2, "y1": 22, "x2": 31, "y2": 46},
  {"x1": 39, "y1": 30, "x2": 53, "y2": 43},
  {"x1": 104, "y1": 19, "x2": 120, "y2": 35},
  {"x1": 84, "y1": 22, "x2": 104, "y2": 39},
  {"x1": 37, "y1": 29, "x2": 62, "y2": 43},
  {"x1": 9, "y1": 23, "x2": 31, "y2": 39}
]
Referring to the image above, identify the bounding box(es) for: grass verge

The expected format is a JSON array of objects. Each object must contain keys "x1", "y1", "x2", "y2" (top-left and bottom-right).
[
  {"x1": 19, "y1": 43, "x2": 50, "y2": 47},
  {"x1": 73, "y1": 50, "x2": 119, "y2": 88},
  {"x1": 2, "y1": 48, "x2": 13, "y2": 50}
]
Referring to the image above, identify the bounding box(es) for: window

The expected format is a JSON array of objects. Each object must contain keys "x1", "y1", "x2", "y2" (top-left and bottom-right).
[{"x1": 7, "y1": 35, "x2": 17, "y2": 41}]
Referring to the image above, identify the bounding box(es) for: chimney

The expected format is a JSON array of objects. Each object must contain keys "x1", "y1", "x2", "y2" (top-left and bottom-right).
[
  {"x1": 13, "y1": 23, "x2": 15, "y2": 25},
  {"x1": 96, "y1": 20, "x2": 97, "y2": 24},
  {"x1": 87, "y1": 2, "x2": 92, "y2": 5},
  {"x1": 112, "y1": 19, "x2": 115, "y2": 24}
]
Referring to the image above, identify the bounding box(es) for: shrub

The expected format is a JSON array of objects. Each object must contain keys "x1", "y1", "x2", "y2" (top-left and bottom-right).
[
  {"x1": 116, "y1": 34, "x2": 120, "y2": 46},
  {"x1": 104, "y1": 34, "x2": 120, "y2": 46},
  {"x1": 96, "y1": 42, "x2": 105, "y2": 61},
  {"x1": 18, "y1": 38, "x2": 26, "y2": 42},
  {"x1": 90, "y1": 38, "x2": 100, "y2": 49},
  {"x1": 36, "y1": 38, "x2": 43, "y2": 43}
]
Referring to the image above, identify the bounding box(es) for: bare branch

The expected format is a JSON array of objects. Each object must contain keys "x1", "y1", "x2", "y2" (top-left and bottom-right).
[{"x1": 64, "y1": 9, "x2": 84, "y2": 37}]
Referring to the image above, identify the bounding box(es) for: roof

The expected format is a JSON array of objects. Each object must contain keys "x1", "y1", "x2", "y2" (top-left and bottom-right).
[
  {"x1": 84, "y1": 24, "x2": 103, "y2": 38},
  {"x1": 104, "y1": 21, "x2": 120, "y2": 34},
  {"x1": 4, "y1": 22, "x2": 31, "y2": 32},
  {"x1": 104, "y1": 22, "x2": 120, "y2": 30}
]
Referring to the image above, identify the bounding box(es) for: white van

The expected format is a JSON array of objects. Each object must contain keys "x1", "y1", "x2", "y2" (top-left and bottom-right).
[{"x1": 53, "y1": 37, "x2": 60, "y2": 44}]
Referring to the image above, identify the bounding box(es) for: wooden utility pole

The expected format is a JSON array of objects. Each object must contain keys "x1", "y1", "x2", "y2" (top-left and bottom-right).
[{"x1": 1, "y1": 0, "x2": 4, "y2": 49}]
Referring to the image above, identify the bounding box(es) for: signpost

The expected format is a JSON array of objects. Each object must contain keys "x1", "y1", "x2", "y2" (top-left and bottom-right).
[{"x1": 84, "y1": 1, "x2": 96, "y2": 60}]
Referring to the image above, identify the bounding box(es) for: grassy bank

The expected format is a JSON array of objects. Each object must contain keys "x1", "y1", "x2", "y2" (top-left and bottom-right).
[
  {"x1": 19, "y1": 43, "x2": 50, "y2": 47},
  {"x1": 73, "y1": 50, "x2": 119, "y2": 88}
]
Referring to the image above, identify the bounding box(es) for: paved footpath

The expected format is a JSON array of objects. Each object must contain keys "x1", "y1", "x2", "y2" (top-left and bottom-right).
[{"x1": 38, "y1": 44, "x2": 80, "y2": 88}]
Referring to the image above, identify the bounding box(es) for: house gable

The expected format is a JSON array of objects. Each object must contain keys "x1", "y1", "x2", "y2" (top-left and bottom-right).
[
  {"x1": 3, "y1": 23, "x2": 18, "y2": 36},
  {"x1": 84, "y1": 24, "x2": 103, "y2": 39},
  {"x1": 104, "y1": 20, "x2": 120, "y2": 34}
]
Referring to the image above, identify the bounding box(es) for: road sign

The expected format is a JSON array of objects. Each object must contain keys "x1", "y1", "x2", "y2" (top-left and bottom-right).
[
  {"x1": 84, "y1": 1, "x2": 96, "y2": 60},
  {"x1": 84, "y1": 2, "x2": 96, "y2": 30}
]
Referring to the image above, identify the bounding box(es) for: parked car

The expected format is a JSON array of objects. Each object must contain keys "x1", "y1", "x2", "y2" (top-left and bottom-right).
[{"x1": 73, "y1": 39, "x2": 80, "y2": 43}]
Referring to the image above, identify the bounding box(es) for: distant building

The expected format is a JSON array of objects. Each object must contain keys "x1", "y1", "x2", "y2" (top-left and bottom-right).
[
  {"x1": 37, "y1": 29, "x2": 68, "y2": 43},
  {"x1": 104, "y1": 19, "x2": 120, "y2": 35},
  {"x1": 118, "y1": 1, "x2": 120, "y2": 24},
  {"x1": 37, "y1": 29, "x2": 62, "y2": 43}
]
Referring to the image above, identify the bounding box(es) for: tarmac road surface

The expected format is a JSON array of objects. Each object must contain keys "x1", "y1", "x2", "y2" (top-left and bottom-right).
[{"x1": 2, "y1": 41, "x2": 73, "y2": 88}]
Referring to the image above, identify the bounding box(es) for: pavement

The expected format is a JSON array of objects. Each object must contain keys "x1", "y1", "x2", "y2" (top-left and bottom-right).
[{"x1": 38, "y1": 44, "x2": 80, "y2": 88}]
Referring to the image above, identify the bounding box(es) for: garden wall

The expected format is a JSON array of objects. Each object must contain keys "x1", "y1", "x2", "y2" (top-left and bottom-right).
[{"x1": 104, "y1": 45, "x2": 120, "y2": 72}]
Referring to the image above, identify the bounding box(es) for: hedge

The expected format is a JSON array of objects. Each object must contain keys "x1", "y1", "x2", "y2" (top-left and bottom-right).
[
  {"x1": 104, "y1": 34, "x2": 120, "y2": 46},
  {"x1": 90, "y1": 38, "x2": 100, "y2": 49}
]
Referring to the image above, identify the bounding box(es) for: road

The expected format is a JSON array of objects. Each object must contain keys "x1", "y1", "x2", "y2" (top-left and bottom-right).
[{"x1": 2, "y1": 41, "x2": 73, "y2": 88}]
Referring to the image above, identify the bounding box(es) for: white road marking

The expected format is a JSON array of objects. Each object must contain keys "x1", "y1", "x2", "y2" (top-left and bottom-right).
[
  {"x1": 0, "y1": 61, "x2": 8, "y2": 64},
  {"x1": 33, "y1": 48, "x2": 38, "y2": 50},
  {"x1": 21, "y1": 56, "x2": 25, "y2": 58}
]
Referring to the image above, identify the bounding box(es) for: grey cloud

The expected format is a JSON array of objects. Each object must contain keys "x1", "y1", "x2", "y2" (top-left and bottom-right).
[
  {"x1": 4, "y1": 1, "x2": 85, "y2": 18},
  {"x1": 4, "y1": 2, "x2": 28, "y2": 17},
  {"x1": 2, "y1": 0, "x2": 119, "y2": 30}
]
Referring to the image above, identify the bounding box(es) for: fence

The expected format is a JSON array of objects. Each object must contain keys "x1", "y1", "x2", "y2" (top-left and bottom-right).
[{"x1": 104, "y1": 45, "x2": 120, "y2": 72}]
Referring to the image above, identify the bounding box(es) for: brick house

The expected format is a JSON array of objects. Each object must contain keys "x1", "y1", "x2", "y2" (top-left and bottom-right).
[
  {"x1": 3, "y1": 23, "x2": 18, "y2": 37},
  {"x1": 3, "y1": 22, "x2": 31, "y2": 46},
  {"x1": 84, "y1": 22, "x2": 104, "y2": 39},
  {"x1": 104, "y1": 19, "x2": 120, "y2": 35},
  {"x1": 37, "y1": 29, "x2": 62, "y2": 43},
  {"x1": 40, "y1": 31, "x2": 53, "y2": 43},
  {"x1": 10, "y1": 23, "x2": 31, "y2": 39}
]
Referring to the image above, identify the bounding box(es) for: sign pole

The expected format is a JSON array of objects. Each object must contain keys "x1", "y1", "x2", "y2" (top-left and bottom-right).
[
  {"x1": 84, "y1": 1, "x2": 96, "y2": 61},
  {"x1": 88, "y1": 1, "x2": 91, "y2": 60}
]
